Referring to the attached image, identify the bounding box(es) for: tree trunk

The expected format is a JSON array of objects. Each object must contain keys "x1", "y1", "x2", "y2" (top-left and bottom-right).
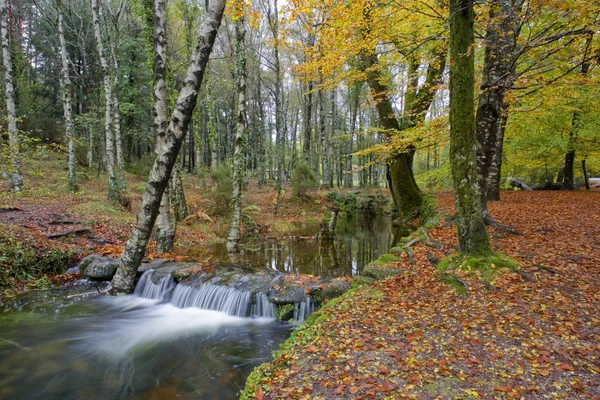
[
  {"x1": 57, "y1": 2, "x2": 76, "y2": 191},
  {"x1": 582, "y1": 160, "x2": 590, "y2": 190},
  {"x1": 475, "y1": 0, "x2": 520, "y2": 206},
  {"x1": 151, "y1": 0, "x2": 175, "y2": 253},
  {"x1": 109, "y1": 0, "x2": 225, "y2": 294},
  {"x1": 92, "y1": 0, "x2": 120, "y2": 204},
  {"x1": 362, "y1": 51, "x2": 422, "y2": 216},
  {"x1": 561, "y1": 33, "x2": 593, "y2": 191},
  {"x1": 318, "y1": 85, "x2": 329, "y2": 187},
  {"x1": 0, "y1": 0, "x2": 22, "y2": 191},
  {"x1": 344, "y1": 84, "x2": 359, "y2": 188},
  {"x1": 170, "y1": 165, "x2": 188, "y2": 221},
  {"x1": 449, "y1": 0, "x2": 491, "y2": 255},
  {"x1": 269, "y1": 0, "x2": 285, "y2": 191},
  {"x1": 226, "y1": 15, "x2": 247, "y2": 252}
]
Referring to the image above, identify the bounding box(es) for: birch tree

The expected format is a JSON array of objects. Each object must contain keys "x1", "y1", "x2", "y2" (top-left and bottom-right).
[
  {"x1": 57, "y1": 0, "x2": 76, "y2": 191},
  {"x1": 109, "y1": 0, "x2": 226, "y2": 294},
  {"x1": 226, "y1": 11, "x2": 247, "y2": 252},
  {"x1": 92, "y1": 0, "x2": 120, "y2": 203},
  {"x1": 151, "y1": 0, "x2": 175, "y2": 252},
  {"x1": 1, "y1": 0, "x2": 22, "y2": 191}
]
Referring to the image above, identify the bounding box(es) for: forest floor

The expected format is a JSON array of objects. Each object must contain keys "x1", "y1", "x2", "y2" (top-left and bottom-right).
[
  {"x1": 242, "y1": 190, "x2": 600, "y2": 400},
  {"x1": 0, "y1": 155, "x2": 384, "y2": 294}
]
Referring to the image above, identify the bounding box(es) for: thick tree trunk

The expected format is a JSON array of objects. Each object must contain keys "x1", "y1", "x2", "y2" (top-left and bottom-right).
[
  {"x1": 92, "y1": 0, "x2": 120, "y2": 204},
  {"x1": 151, "y1": 0, "x2": 175, "y2": 253},
  {"x1": 109, "y1": 0, "x2": 225, "y2": 294},
  {"x1": 449, "y1": 0, "x2": 491, "y2": 255},
  {"x1": 362, "y1": 52, "x2": 422, "y2": 216},
  {"x1": 475, "y1": 0, "x2": 520, "y2": 205},
  {"x1": 226, "y1": 15, "x2": 247, "y2": 252},
  {"x1": 170, "y1": 166, "x2": 188, "y2": 221},
  {"x1": 1, "y1": 0, "x2": 22, "y2": 191},
  {"x1": 57, "y1": 3, "x2": 76, "y2": 191}
]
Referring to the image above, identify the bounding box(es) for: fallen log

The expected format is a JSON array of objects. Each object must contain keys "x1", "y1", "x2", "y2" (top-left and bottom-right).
[
  {"x1": 508, "y1": 178, "x2": 532, "y2": 191},
  {"x1": 46, "y1": 228, "x2": 91, "y2": 239}
]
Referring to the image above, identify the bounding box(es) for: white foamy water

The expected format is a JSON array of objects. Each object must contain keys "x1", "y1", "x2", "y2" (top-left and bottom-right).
[{"x1": 76, "y1": 298, "x2": 273, "y2": 358}]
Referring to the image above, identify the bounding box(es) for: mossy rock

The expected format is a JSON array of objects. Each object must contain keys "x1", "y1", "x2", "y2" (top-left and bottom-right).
[
  {"x1": 352, "y1": 276, "x2": 376, "y2": 287},
  {"x1": 80, "y1": 255, "x2": 120, "y2": 281},
  {"x1": 389, "y1": 246, "x2": 406, "y2": 256},
  {"x1": 362, "y1": 264, "x2": 402, "y2": 281},
  {"x1": 276, "y1": 303, "x2": 295, "y2": 321}
]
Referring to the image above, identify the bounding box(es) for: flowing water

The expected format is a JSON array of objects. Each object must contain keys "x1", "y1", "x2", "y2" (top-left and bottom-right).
[{"x1": 0, "y1": 215, "x2": 400, "y2": 399}]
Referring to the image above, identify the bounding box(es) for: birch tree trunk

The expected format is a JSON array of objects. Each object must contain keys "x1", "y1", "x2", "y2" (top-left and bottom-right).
[
  {"x1": 267, "y1": 0, "x2": 284, "y2": 191},
  {"x1": 109, "y1": 0, "x2": 226, "y2": 294},
  {"x1": 57, "y1": 1, "x2": 76, "y2": 191},
  {"x1": 151, "y1": 0, "x2": 175, "y2": 253},
  {"x1": 1, "y1": 0, "x2": 22, "y2": 191},
  {"x1": 226, "y1": 15, "x2": 247, "y2": 252},
  {"x1": 318, "y1": 85, "x2": 328, "y2": 187},
  {"x1": 449, "y1": 0, "x2": 491, "y2": 255},
  {"x1": 110, "y1": 41, "x2": 125, "y2": 190},
  {"x1": 92, "y1": 0, "x2": 120, "y2": 203}
]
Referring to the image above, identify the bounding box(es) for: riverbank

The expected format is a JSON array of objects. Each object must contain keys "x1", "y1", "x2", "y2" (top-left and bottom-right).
[
  {"x1": 0, "y1": 155, "x2": 391, "y2": 296},
  {"x1": 241, "y1": 190, "x2": 600, "y2": 399}
]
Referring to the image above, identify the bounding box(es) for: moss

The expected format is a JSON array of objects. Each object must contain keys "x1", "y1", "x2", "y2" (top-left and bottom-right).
[
  {"x1": 363, "y1": 264, "x2": 402, "y2": 281},
  {"x1": 351, "y1": 276, "x2": 376, "y2": 288},
  {"x1": 276, "y1": 303, "x2": 295, "y2": 321},
  {"x1": 423, "y1": 377, "x2": 467, "y2": 398},
  {"x1": 389, "y1": 246, "x2": 406, "y2": 255},
  {"x1": 437, "y1": 251, "x2": 519, "y2": 289},
  {"x1": 0, "y1": 223, "x2": 72, "y2": 290}
]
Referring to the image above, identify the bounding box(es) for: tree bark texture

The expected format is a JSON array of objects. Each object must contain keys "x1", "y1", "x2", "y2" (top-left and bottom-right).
[
  {"x1": 449, "y1": 0, "x2": 491, "y2": 255},
  {"x1": 226, "y1": 15, "x2": 247, "y2": 252},
  {"x1": 109, "y1": 0, "x2": 226, "y2": 294},
  {"x1": 1, "y1": 0, "x2": 22, "y2": 191},
  {"x1": 151, "y1": 0, "x2": 175, "y2": 253},
  {"x1": 57, "y1": 2, "x2": 76, "y2": 191},
  {"x1": 475, "y1": 0, "x2": 520, "y2": 204},
  {"x1": 92, "y1": 0, "x2": 120, "y2": 204}
]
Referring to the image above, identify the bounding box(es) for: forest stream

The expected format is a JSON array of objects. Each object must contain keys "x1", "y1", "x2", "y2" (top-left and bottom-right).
[{"x1": 0, "y1": 216, "x2": 400, "y2": 399}]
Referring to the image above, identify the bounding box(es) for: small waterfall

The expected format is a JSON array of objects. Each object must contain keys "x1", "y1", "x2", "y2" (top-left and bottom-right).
[
  {"x1": 171, "y1": 284, "x2": 250, "y2": 317},
  {"x1": 251, "y1": 292, "x2": 275, "y2": 318},
  {"x1": 293, "y1": 297, "x2": 315, "y2": 323},
  {"x1": 134, "y1": 270, "x2": 176, "y2": 301}
]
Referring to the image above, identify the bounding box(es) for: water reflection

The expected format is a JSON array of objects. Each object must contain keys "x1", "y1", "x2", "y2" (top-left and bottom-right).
[{"x1": 181, "y1": 215, "x2": 405, "y2": 277}]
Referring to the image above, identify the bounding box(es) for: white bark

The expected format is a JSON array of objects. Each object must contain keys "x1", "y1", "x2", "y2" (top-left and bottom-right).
[
  {"x1": 57, "y1": 3, "x2": 76, "y2": 190},
  {"x1": 226, "y1": 15, "x2": 247, "y2": 252},
  {"x1": 109, "y1": 0, "x2": 226, "y2": 294},
  {"x1": 152, "y1": 0, "x2": 174, "y2": 253},
  {"x1": 0, "y1": 0, "x2": 22, "y2": 191},
  {"x1": 92, "y1": 0, "x2": 120, "y2": 203}
]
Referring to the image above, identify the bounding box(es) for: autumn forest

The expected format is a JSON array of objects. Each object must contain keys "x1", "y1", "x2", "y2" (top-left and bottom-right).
[{"x1": 0, "y1": 0, "x2": 599, "y2": 399}]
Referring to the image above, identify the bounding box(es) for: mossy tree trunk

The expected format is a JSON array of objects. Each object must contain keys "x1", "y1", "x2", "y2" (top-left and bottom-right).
[
  {"x1": 449, "y1": 0, "x2": 491, "y2": 255},
  {"x1": 109, "y1": 0, "x2": 225, "y2": 294}
]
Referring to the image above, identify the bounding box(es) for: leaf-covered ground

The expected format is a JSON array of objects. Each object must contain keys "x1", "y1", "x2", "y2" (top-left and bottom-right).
[{"x1": 242, "y1": 190, "x2": 600, "y2": 399}]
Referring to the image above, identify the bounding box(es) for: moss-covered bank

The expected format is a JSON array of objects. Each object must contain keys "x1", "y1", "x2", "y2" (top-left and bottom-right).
[{"x1": 0, "y1": 223, "x2": 73, "y2": 293}]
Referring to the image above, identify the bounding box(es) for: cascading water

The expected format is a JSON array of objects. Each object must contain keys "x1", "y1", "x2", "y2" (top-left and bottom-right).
[
  {"x1": 133, "y1": 270, "x2": 176, "y2": 300},
  {"x1": 293, "y1": 297, "x2": 315, "y2": 323},
  {"x1": 135, "y1": 270, "x2": 277, "y2": 318}
]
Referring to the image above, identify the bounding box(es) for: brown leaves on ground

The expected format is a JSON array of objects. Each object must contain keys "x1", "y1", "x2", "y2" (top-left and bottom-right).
[{"x1": 246, "y1": 191, "x2": 600, "y2": 399}]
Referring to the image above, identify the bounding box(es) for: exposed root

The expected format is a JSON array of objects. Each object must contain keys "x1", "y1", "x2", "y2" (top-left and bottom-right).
[
  {"x1": 483, "y1": 213, "x2": 521, "y2": 235},
  {"x1": 533, "y1": 263, "x2": 558, "y2": 275}
]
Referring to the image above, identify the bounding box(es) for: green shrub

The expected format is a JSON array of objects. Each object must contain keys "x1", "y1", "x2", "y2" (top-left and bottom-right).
[
  {"x1": 290, "y1": 161, "x2": 319, "y2": 198},
  {"x1": 209, "y1": 163, "x2": 233, "y2": 215}
]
